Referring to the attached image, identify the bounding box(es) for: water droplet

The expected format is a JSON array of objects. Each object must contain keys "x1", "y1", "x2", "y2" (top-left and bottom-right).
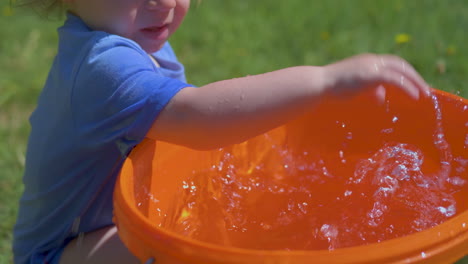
[
  {"x1": 385, "y1": 100, "x2": 391, "y2": 112},
  {"x1": 421, "y1": 252, "x2": 427, "y2": 258},
  {"x1": 392, "y1": 116, "x2": 399, "y2": 123},
  {"x1": 260, "y1": 222, "x2": 272, "y2": 230},
  {"x1": 339, "y1": 150, "x2": 344, "y2": 159},
  {"x1": 381, "y1": 128, "x2": 393, "y2": 134},
  {"x1": 320, "y1": 224, "x2": 338, "y2": 240},
  {"x1": 322, "y1": 166, "x2": 332, "y2": 177},
  {"x1": 437, "y1": 205, "x2": 456, "y2": 217},
  {"x1": 297, "y1": 202, "x2": 308, "y2": 214}
]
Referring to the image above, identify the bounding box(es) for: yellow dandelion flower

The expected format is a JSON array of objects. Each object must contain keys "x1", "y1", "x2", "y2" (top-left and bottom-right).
[
  {"x1": 320, "y1": 31, "x2": 330, "y2": 41},
  {"x1": 446, "y1": 45, "x2": 457, "y2": 56},
  {"x1": 2, "y1": 6, "x2": 14, "y2": 16},
  {"x1": 395, "y1": 33, "x2": 411, "y2": 44}
]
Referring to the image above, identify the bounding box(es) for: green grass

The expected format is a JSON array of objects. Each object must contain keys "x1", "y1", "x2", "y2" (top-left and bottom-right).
[{"x1": 1, "y1": 1, "x2": 467, "y2": 263}]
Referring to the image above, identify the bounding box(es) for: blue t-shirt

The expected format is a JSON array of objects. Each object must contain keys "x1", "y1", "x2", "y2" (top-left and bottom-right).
[{"x1": 13, "y1": 14, "x2": 192, "y2": 264}]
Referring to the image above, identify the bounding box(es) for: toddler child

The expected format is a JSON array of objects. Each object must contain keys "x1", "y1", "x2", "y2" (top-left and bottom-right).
[{"x1": 13, "y1": 0, "x2": 431, "y2": 263}]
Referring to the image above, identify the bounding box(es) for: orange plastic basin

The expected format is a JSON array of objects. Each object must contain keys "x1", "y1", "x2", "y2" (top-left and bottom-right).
[{"x1": 114, "y1": 88, "x2": 468, "y2": 264}]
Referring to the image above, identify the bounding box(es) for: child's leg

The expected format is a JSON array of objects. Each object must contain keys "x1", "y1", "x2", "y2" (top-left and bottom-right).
[{"x1": 59, "y1": 225, "x2": 140, "y2": 264}]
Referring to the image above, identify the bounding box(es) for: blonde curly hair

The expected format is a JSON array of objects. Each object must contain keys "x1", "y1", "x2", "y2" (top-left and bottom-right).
[
  {"x1": 15, "y1": 0, "x2": 202, "y2": 16},
  {"x1": 14, "y1": 0, "x2": 65, "y2": 16}
]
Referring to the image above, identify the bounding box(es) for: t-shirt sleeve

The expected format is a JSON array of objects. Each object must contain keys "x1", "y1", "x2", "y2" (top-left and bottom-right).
[{"x1": 71, "y1": 36, "x2": 191, "y2": 156}]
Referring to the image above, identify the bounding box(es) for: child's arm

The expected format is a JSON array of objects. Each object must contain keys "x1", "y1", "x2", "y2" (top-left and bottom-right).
[{"x1": 147, "y1": 54, "x2": 430, "y2": 149}]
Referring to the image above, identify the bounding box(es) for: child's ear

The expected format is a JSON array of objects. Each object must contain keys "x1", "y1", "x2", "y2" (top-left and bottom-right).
[{"x1": 61, "y1": 0, "x2": 75, "y2": 8}]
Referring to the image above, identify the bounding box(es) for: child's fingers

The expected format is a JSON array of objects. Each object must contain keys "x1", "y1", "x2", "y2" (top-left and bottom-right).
[
  {"x1": 374, "y1": 85, "x2": 386, "y2": 104},
  {"x1": 379, "y1": 54, "x2": 431, "y2": 97},
  {"x1": 324, "y1": 53, "x2": 430, "y2": 100},
  {"x1": 376, "y1": 67, "x2": 421, "y2": 100}
]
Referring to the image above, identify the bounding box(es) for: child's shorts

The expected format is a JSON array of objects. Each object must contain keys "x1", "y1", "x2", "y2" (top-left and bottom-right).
[
  {"x1": 32, "y1": 245, "x2": 66, "y2": 264},
  {"x1": 46, "y1": 247, "x2": 65, "y2": 264}
]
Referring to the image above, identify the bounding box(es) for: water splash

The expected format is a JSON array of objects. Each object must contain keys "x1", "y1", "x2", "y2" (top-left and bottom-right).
[
  {"x1": 431, "y1": 95, "x2": 453, "y2": 187},
  {"x1": 158, "y1": 95, "x2": 467, "y2": 251}
]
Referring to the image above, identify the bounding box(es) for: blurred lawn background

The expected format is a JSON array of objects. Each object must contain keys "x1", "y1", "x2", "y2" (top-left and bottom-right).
[{"x1": 1, "y1": 0, "x2": 467, "y2": 263}]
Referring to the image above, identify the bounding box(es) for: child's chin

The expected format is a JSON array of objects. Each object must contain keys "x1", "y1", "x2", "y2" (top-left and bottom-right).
[{"x1": 141, "y1": 42, "x2": 165, "y2": 54}]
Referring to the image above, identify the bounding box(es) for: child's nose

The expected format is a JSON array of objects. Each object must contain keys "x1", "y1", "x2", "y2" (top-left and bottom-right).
[{"x1": 145, "y1": 0, "x2": 177, "y2": 11}]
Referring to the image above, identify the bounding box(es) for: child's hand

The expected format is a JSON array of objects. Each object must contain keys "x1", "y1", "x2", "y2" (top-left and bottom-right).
[{"x1": 323, "y1": 54, "x2": 431, "y2": 101}]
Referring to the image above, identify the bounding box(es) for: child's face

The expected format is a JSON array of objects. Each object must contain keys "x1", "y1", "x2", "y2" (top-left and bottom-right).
[{"x1": 68, "y1": 0, "x2": 190, "y2": 53}]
